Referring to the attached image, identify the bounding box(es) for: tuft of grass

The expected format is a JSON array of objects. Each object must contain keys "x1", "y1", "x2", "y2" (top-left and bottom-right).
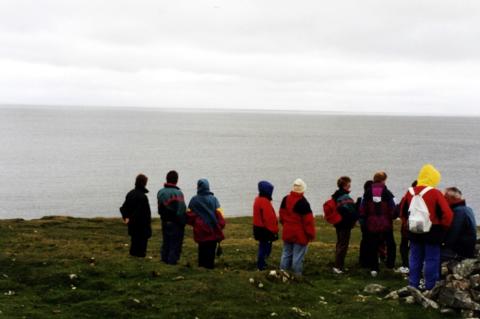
[{"x1": 0, "y1": 217, "x2": 441, "y2": 318}]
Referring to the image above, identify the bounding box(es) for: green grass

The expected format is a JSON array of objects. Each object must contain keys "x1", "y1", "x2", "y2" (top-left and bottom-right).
[{"x1": 0, "y1": 217, "x2": 443, "y2": 318}]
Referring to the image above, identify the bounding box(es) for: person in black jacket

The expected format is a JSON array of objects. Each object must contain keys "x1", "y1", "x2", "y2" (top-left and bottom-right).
[{"x1": 120, "y1": 174, "x2": 152, "y2": 257}]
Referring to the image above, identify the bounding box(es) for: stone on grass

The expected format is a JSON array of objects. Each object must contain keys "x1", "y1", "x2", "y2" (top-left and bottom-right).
[
  {"x1": 172, "y1": 276, "x2": 185, "y2": 281},
  {"x1": 471, "y1": 275, "x2": 480, "y2": 290},
  {"x1": 384, "y1": 291, "x2": 400, "y2": 300},
  {"x1": 291, "y1": 307, "x2": 311, "y2": 317},
  {"x1": 407, "y1": 286, "x2": 439, "y2": 309},
  {"x1": 438, "y1": 287, "x2": 480, "y2": 311},
  {"x1": 453, "y1": 259, "x2": 480, "y2": 279},
  {"x1": 363, "y1": 284, "x2": 387, "y2": 294}
]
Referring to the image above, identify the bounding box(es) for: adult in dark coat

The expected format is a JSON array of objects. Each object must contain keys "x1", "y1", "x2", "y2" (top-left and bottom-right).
[
  {"x1": 442, "y1": 187, "x2": 477, "y2": 261},
  {"x1": 120, "y1": 174, "x2": 152, "y2": 257},
  {"x1": 357, "y1": 180, "x2": 373, "y2": 268},
  {"x1": 359, "y1": 172, "x2": 396, "y2": 276}
]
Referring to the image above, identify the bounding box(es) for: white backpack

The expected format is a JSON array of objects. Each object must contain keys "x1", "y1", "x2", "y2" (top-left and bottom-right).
[{"x1": 408, "y1": 186, "x2": 433, "y2": 234}]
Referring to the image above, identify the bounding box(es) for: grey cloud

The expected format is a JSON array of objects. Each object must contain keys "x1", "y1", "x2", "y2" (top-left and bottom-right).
[{"x1": 0, "y1": 0, "x2": 480, "y2": 115}]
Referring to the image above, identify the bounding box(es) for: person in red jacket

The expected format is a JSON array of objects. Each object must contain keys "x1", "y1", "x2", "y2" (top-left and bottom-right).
[
  {"x1": 399, "y1": 164, "x2": 453, "y2": 290},
  {"x1": 279, "y1": 178, "x2": 316, "y2": 276},
  {"x1": 186, "y1": 179, "x2": 226, "y2": 269},
  {"x1": 253, "y1": 181, "x2": 279, "y2": 270}
]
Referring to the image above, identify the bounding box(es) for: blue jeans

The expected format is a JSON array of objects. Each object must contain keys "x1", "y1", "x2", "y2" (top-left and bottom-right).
[
  {"x1": 257, "y1": 241, "x2": 273, "y2": 270},
  {"x1": 409, "y1": 241, "x2": 440, "y2": 290},
  {"x1": 161, "y1": 221, "x2": 185, "y2": 265},
  {"x1": 280, "y1": 241, "x2": 308, "y2": 275}
]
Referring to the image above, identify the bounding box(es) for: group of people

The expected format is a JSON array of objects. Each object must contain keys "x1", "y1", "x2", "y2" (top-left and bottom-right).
[
  {"x1": 120, "y1": 171, "x2": 225, "y2": 269},
  {"x1": 120, "y1": 164, "x2": 477, "y2": 292}
]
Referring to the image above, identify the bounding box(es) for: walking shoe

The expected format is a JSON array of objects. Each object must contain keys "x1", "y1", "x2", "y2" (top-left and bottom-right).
[
  {"x1": 370, "y1": 270, "x2": 378, "y2": 277},
  {"x1": 395, "y1": 266, "x2": 410, "y2": 274},
  {"x1": 332, "y1": 267, "x2": 343, "y2": 274},
  {"x1": 419, "y1": 279, "x2": 426, "y2": 291}
]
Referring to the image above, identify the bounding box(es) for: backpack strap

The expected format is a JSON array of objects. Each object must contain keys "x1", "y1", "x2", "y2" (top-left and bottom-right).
[
  {"x1": 408, "y1": 186, "x2": 433, "y2": 197},
  {"x1": 419, "y1": 186, "x2": 433, "y2": 197},
  {"x1": 408, "y1": 187, "x2": 415, "y2": 196}
]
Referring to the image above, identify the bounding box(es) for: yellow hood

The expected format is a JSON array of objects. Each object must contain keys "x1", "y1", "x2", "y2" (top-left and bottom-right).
[{"x1": 417, "y1": 164, "x2": 441, "y2": 187}]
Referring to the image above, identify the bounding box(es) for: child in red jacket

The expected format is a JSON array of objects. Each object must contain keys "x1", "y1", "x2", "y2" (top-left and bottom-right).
[{"x1": 253, "y1": 181, "x2": 279, "y2": 270}]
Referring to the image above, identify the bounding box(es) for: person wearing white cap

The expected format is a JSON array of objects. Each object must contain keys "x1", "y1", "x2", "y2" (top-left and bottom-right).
[{"x1": 279, "y1": 178, "x2": 316, "y2": 276}]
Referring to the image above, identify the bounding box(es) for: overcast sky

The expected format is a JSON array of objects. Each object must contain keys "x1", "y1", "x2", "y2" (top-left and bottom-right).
[{"x1": 1, "y1": 1, "x2": 479, "y2": 115}]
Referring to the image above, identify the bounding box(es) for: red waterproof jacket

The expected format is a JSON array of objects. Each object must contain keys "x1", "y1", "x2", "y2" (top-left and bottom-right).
[
  {"x1": 279, "y1": 192, "x2": 316, "y2": 245},
  {"x1": 186, "y1": 210, "x2": 226, "y2": 243},
  {"x1": 399, "y1": 186, "x2": 453, "y2": 244},
  {"x1": 253, "y1": 196, "x2": 279, "y2": 234}
]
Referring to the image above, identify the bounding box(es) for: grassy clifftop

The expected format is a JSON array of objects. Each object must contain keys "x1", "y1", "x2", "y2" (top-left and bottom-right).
[{"x1": 0, "y1": 217, "x2": 440, "y2": 319}]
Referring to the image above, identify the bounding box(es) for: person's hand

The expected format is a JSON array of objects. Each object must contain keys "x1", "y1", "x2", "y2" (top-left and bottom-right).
[{"x1": 123, "y1": 218, "x2": 130, "y2": 224}]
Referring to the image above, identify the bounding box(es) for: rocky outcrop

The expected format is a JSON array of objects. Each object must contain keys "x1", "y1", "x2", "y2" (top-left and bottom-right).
[{"x1": 385, "y1": 257, "x2": 480, "y2": 318}]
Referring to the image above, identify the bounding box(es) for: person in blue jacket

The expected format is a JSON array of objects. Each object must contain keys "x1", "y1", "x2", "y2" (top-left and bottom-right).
[{"x1": 442, "y1": 187, "x2": 477, "y2": 261}]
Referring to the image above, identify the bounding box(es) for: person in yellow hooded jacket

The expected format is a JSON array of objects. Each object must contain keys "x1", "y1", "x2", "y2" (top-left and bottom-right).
[{"x1": 399, "y1": 164, "x2": 453, "y2": 291}]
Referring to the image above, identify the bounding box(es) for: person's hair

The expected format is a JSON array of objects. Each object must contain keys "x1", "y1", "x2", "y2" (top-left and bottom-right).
[
  {"x1": 363, "y1": 180, "x2": 373, "y2": 192},
  {"x1": 411, "y1": 180, "x2": 418, "y2": 187},
  {"x1": 135, "y1": 174, "x2": 148, "y2": 188},
  {"x1": 445, "y1": 187, "x2": 463, "y2": 200},
  {"x1": 337, "y1": 176, "x2": 351, "y2": 189},
  {"x1": 166, "y1": 170, "x2": 179, "y2": 184},
  {"x1": 373, "y1": 171, "x2": 387, "y2": 183}
]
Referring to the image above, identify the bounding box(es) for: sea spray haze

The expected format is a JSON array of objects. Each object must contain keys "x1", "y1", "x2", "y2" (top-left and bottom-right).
[{"x1": 0, "y1": 107, "x2": 479, "y2": 219}]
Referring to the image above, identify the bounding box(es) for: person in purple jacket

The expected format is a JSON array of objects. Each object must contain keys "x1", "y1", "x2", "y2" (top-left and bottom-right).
[{"x1": 359, "y1": 171, "x2": 396, "y2": 277}]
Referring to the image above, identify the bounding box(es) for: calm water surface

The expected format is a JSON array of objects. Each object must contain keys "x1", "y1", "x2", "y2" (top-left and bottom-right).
[{"x1": 1, "y1": 107, "x2": 479, "y2": 219}]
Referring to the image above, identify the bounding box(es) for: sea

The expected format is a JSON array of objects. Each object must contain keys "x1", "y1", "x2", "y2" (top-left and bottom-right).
[{"x1": 1, "y1": 106, "x2": 479, "y2": 220}]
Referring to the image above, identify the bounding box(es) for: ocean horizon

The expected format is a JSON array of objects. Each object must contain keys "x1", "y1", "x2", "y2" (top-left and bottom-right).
[{"x1": 1, "y1": 106, "x2": 479, "y2": 220}]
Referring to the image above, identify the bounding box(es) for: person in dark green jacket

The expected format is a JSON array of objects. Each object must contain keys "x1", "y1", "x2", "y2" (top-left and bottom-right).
[
  {"x1": 157, "y1": 170, "x2": 187, "y2": 265},
  {"x1": 331, "y1": 176, "x2": 358, "y2": 274}
]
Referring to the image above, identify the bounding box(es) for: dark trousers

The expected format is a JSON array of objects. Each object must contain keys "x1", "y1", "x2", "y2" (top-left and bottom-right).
[
  {"x1": 161, "y1": 221, "x2": 185, "y2": 265},
  {"x1": 335, "y1": 227, "x2": 351, "y2": 270},
  {"x1": 364, "y1": 230, "x2": 396, "y2": 271},
  {"x1": 130, "y1": 236, "x2": 148, "y2": 257},
  {"x1": 257, "y1": 241, "x2": 273, "y2": 270},
  {"x1": 400, "y1": 235, "x2": 409, "y2": 267},
  {"x1": 198, "y1": 241, "x2": 218, "y2": 269},
  {"x1": 359, "y1": 227, "x2": 368, "y2": 267}
]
